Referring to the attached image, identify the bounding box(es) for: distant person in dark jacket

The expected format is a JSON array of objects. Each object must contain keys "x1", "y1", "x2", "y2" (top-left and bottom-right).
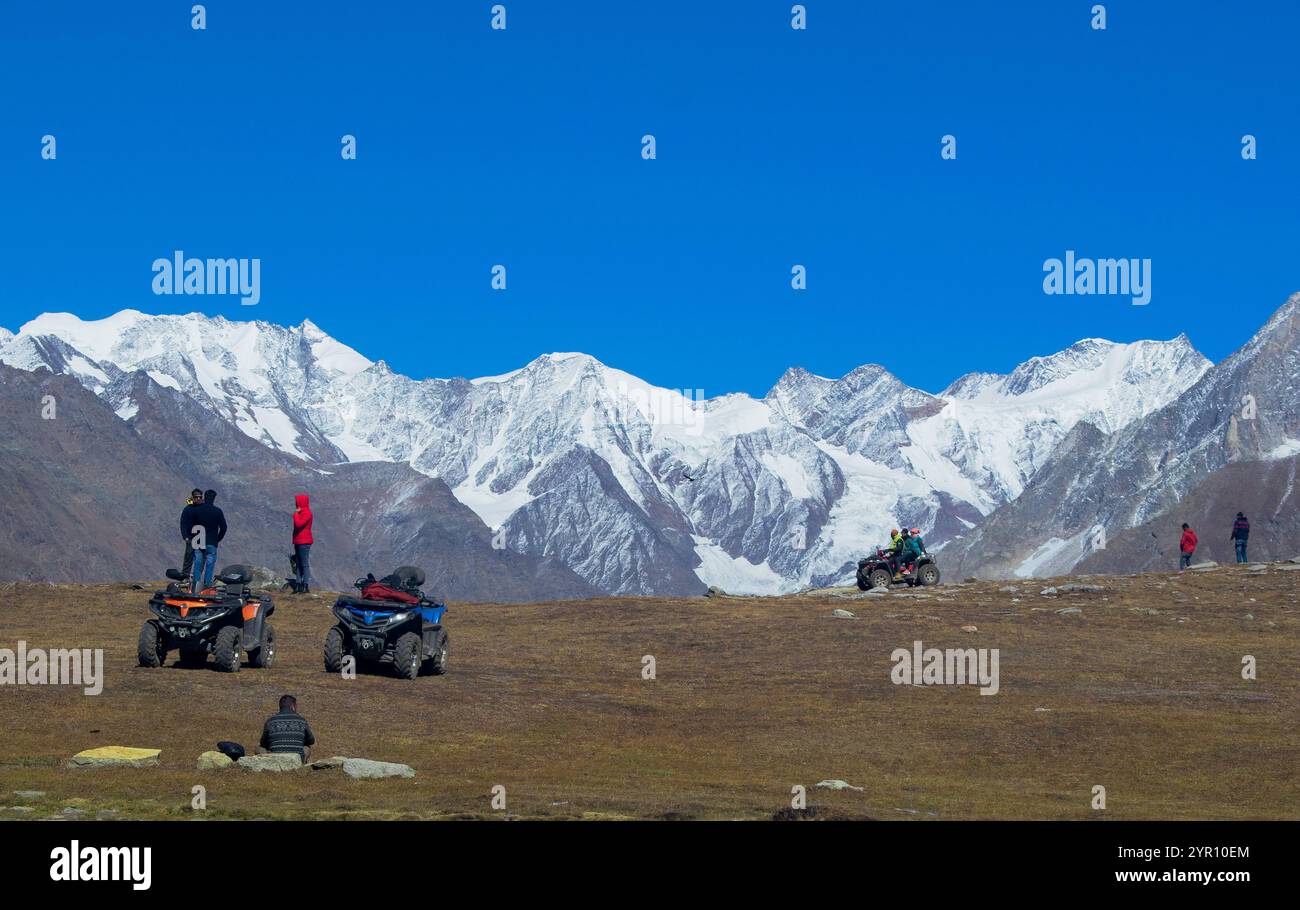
[
  {"x1": 1179, "y1": 523, "x2": 1198, "y2": 570},
  {"x1": 258, "y1": 694, "x2": 315, "y2": 762},
  {"x1": 292, "y1": 493, "x2": 313, "y2": 594},
  {"x1": 179, "y1": 488, "x2": 202, "y2": 580},
  {"x1": 180, "y1": 489, "x2": 227, "y2": 592},
  {"x1": 1230, "y1": 512, "x2": 1250, "y2": 564}
]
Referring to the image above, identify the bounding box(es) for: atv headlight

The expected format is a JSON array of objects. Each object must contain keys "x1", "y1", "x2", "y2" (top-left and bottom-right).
[{"x1": 389, "y1": 612, "x2": 410, "y2": 624}]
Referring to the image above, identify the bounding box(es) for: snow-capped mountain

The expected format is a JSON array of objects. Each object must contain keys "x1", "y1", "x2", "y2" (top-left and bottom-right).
[
  {"x1": 948, "y1": 292, "x2": 1300, "y2": 579},
  {"x1": 0, "y1": 309, "x2": 1210, "y2": 594}
]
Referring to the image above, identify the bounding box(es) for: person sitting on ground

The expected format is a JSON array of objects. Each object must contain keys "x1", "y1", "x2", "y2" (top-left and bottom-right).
[{"x1": 258, "y1": 694, "x2": 315, "y2": 762}]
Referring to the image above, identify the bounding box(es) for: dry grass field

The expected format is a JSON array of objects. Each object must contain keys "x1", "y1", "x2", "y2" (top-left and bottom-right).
[{"x1": 1, "y1": 564, "x2": 1297, "y2": 821}]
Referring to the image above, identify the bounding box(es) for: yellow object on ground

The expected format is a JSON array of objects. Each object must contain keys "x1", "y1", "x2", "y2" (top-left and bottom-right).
[{"x1": 68, "y1": 746, "x2": 161, "y2": 767}]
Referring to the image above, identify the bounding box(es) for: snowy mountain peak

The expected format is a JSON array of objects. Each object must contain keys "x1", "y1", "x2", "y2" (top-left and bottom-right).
[
  {"x1": 942, "y1": 335, "x2": 1208, "y2": 401},
  {"x1": 0, "y1": 307, "x2": 1217, "y2": 595}
]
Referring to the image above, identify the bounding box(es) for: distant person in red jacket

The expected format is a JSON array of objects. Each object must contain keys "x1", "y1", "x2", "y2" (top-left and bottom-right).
[
  {"x1": 1179, "y1": 523, "x2": 1198, "y2": 570},
  {"x1": 292, "y1": 494, "x2": 314, "y2": 594}
]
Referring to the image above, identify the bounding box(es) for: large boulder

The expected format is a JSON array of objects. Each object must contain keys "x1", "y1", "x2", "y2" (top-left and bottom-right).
[
  {"x1": 237, "y1": 753, "x2": 302, "y2": 772},
  {"x1": 342, "y1": 758, "x2": 415, "y2": 780},
  {"x1": 197, "y1": 751, "x2": 234, "y2": 771},
  {"x1": 243, "y1": 565, "x2": 282, "y2": 590},
  {"x1": 67, "y1": 747, "x2": 161, "y2": 768}
]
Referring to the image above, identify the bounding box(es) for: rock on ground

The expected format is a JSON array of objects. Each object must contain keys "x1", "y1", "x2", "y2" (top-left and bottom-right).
[
  {"x1": 237, "y1": 753, "x2": 302, "y2": 772},
  {"x1": 309, "y1": 756, "x2": 348, "y2": 770},
  {"x1": 67, "y1": 747, "x2": 161, "y2": 769},
  {"x1": 197, "y1": 751, "x2": 234, "y2": 771},
  {"x1": 342, "y1": 758, "x2": 415, "y2": 780},
  {"x1": 831, "y1": 609, "x2": 856, "y2": 619},
  {"x1": 243, "y1": 565, "x2": 282, "y2": 590},
  {"x1": 814, "y1": 779, "x2": 864, "y2": 792}
]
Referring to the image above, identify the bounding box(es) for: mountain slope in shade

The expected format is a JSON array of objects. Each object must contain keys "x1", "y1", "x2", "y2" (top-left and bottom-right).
[
  {"x1": 1073, "y1": 456, "x2": 1300, "y2": 573},
  {"x1": 0, "y1": 310, "x2": 1211, "y2": 593},
  {"x1": 0, "y1": 363, "x2": 596, "y2": 600},
  {"x1": 948, "y1": 292, "x2": 1300, "y2": 580}
]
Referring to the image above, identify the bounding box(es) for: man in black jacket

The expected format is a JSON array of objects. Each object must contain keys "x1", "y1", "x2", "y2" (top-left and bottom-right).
[
  {"x1": 1230, "y1": 512, "x2": 1250, "y2": 563},
  {"x1": 180, "y1": 489, "x2": 228, "y2": 593},
  {"x1": 259, "y1": 695, "x2": 316, "y2": 762}
]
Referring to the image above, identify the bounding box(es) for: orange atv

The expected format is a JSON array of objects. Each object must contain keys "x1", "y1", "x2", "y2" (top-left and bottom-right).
[{"x1": 138, "y1": 565, "x2": 276, "y2": 672}]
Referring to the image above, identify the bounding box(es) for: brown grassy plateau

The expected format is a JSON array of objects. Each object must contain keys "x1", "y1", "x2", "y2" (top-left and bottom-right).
[{"x1": 1, "y1": 564, "x2": 1297, "y2": 821}]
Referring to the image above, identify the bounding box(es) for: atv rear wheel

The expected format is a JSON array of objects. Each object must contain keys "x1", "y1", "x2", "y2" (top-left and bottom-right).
[
  {"x1": 393, "y1": 632, "x2": 422, "y2": 680},
  {"x1": 138, "y1": 620, "x2": 167, "y2": 668},
  {"x1": 323, "y1": 626, "x2": 347, "y2": 673},
  {"x1": 917, "y1": 563, "x2": 941, "y2": 586},
  {"x1": 868, "y1": 568, "x2": 892, "y2": 590},
  {"x1": 213, "y1": 626, "x2": 242, "y2": 673},
  {"x1": 422, "y1": 632, "x2": 449, "y2": 676},
  {"x1": 249, "y1": 623, "x2": 276, "y2": 668}
]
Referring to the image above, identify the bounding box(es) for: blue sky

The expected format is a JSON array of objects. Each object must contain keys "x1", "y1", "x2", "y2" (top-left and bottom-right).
[{"x1": 2, "y1": 1, "x2": 1297, "y2": 396}]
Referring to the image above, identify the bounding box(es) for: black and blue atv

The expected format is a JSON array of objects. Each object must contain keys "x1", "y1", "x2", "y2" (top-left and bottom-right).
[
  {"x1": 323, "y1": 566, "x2": 449, "y2": 679},
  {"x1": 138, "y1": 565, "x2": 276, "y2": 672}
]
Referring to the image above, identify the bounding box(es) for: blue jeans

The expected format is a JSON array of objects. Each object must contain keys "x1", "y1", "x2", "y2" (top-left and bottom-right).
[
  {"x1": 1179, "y1": 552, "x2": 1192, "y2": 570},
  {"x1": 1235, "y1": 540, "x2": 1248, "y2": 563},
  {"x1": 193, "y1": 544, "x2": 218, "y2": 592},
  {"x1": 294, "y1": 543, "x2": 311, "y2": 589}
]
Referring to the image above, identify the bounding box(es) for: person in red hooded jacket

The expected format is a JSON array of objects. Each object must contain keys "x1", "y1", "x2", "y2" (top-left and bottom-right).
[
  {"x1": 292, "y1": 494, "x2": 314, "y2": 594},
  {"x1": 1179, "y1": 523, "x2": 1197, "y2": 570}
]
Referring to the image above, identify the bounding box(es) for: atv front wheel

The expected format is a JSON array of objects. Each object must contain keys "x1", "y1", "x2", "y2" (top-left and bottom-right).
[
  {"x1": 323, "y1": 626, "x2": 347, "y2": 673},
  {"x1": 856, "y1": 568, "x2": 871, "y2": 591},
  {"x1": 213, "y1": 626, "x2": 242, "y2": 673},
  {"x1": 393, "y1": 632, "x2": 422, "y2": 680},
  {"x1": 138, "y1": 620, "x2": 167, "y2": 668},
  {"x1": 868, "y1": 568, "x2": 892, "y2": 590},
  {"x1": 249, "y1": 623, "x2": 276, "y2": 669},
  {"x1": 917, "y1": 563, "x2": 941, "y2": 586}
]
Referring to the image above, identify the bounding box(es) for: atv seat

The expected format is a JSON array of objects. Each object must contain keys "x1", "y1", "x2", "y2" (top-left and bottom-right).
[
  {"x1": 216, "y1": 565, "x2": 252, "y2": 585},
  {"x1": 337, "y1": 596, "x2": 419, "y2": 611}
]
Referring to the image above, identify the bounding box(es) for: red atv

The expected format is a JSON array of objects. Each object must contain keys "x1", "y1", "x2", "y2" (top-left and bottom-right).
[{"x1": 856, "y1": 549, "x2": 941, "y2": 590}]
